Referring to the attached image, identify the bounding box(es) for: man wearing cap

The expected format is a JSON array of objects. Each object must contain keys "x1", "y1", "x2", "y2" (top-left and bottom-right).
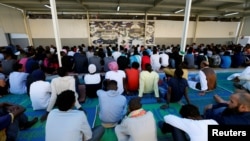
[
  {"x1": 83, "y1": 64, "x2": 102, "y2": 98},
  {"x1": 188, "y1": 61, "x2": 217, "y2": 95}
]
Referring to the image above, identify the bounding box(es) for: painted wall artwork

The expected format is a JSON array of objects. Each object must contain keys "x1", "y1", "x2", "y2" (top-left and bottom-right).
[{"x1": 89, "y1": 20, "x2": 155, "y2": 47}]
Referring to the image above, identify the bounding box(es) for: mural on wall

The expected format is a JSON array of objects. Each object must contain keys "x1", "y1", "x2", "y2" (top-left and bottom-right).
[{"x1": 89, "y1": 21, "x2": 155, "y2": 47}]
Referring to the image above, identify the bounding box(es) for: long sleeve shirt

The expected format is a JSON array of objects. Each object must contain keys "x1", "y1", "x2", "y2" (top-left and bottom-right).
[
  {"x1": 46, "y1": 109, "x2": 92, "y2": 141},
  {"x1": 138, "y1": 71, "x2": 159, "y2": 98},
  {"x1": 164, "y1": 115, "x2": 218, "y2": 141},
  {"x1": 47, "y1": 76, "x2": 81, "y2": 112}
]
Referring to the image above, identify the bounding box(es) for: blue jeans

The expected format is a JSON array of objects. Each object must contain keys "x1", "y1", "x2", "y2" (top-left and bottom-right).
[{"x1": 87, "y1": 125, "x2": 105, "y2": 141}]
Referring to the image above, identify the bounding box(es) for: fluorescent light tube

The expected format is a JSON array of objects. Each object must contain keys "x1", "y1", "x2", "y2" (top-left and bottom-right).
[
  {"x1": 224, "y1": 12, "x2": 239, "y2": 17},
  {"x1": 174, "y1": 9, "x2": 184, "y2": 14},
  {"x1": 44, "y1": 4, "x2": 51, "y2": 8},
  {"x1": 117, "y1": 5, "x2": 120, "y2": 11}
]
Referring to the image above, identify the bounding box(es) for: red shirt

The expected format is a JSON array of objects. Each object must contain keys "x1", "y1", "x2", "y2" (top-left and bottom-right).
[
  {"x1": 125, "y1": 68, "x2": 140, "y2": 91},
  {"x1": 141, "y1": 56, "x2": 151, "y2": 70}
]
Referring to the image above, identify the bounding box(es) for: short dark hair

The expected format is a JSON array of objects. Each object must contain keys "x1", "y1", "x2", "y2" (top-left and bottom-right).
[
  {"x1": 57, "y1": 90, "x2": 75, "y2": 111},
  {"x1": 131, "y1": 62, "x2": 139, "y2": 69},
  {"x1": 174, "y1": 67, "x2": 183, "y2": 79},
  {"x1": 107, "y1": 80, "x2": 117, "y2": 89},
  {"x1": 13, "y1": 62, "x2": 22, "y2": 71},
  {"x1": 145, "y1": 63, "x2": 152, "y2": 72},
  {"x1": 57, "y1": 67, "x2": 67, "y2": 77},
  {"x1": 179, "y1": 104, "x2": 200, "y2": 118},
  {"x1": 128, "y1": 97, "x2": 142, "y2": 112}
]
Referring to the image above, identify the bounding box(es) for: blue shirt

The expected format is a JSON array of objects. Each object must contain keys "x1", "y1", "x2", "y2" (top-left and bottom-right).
[
  {"x1": 0, "y1": 114, "x2": 11, "y2": 130},
  {"x1": 97, "y1": 89, "x2": 127, "y2": 123},
  {"x1": 168, "y1": 77, "x2": 188, "y2": 102}
]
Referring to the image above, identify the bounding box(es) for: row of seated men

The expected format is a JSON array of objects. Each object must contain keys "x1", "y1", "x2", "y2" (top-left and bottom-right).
[{"x1": 1, "y1": 72, "x2": 250, "y2": 141}]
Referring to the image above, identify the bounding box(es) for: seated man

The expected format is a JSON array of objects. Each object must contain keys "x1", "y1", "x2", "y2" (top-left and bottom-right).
[
  {"x1": 83, "y1": 64, "x2": 103, "y2": 98},
  {"x1": 227, "y1": 66, "x2": 250, "y2": 92},
  {"x1": 29, "y1": 69, "x2": 51, "y2": 110},
  {"x1": 138, "y1": 63, "x2": 161, "y2": 102},
  {"x1": 0, "y1": 102, "x2": 38, "y2": 141},
  {"x1": 163, "y1": 66, "x2": 188, "y2": 80},
  {"x1": 46, "y1": 90, "x2": 104, "y2": 141},
  {"x1": 115, "y1": 97, "x2": 157, "y2": 141},
  {"x1": 9, "y1": 63, "x2": 29, "y2": 95},
  {"x1": 203, "y1": 91, "x2": 250, "y2": 125},
  {"x1": 159, "y1": 104, "x2": 218, "y2": 141},
  {"x1": 188, "y1": 61, "x2": 217, "y2": 95},
  {"x1": 41, "y1": 67, "x2": 82, "y2": 122},
  {"x1": 0, "y1": 73, "x2": 8, "y2": 97},
  {"x1": 160, "y1": 67, "x2": 190, "y2": 109},
  {"x1": 124, "y1": 62, "x2": 140, "y2": 94},
  {"x1": 97, "y1": 80, "x2": 127, "y2": 128}
]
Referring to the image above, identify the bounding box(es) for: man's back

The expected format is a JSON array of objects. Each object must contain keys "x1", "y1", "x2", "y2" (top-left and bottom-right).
[
  {"x1": 115, "y1": 111, "x2": 157, "y2": 141},
  {"x1": 46, "y1": 109, "x2": 92, "y2": 141},
  {"x1": 139, "y1": 70, "x2": 159, "y2": 95},
  {"x1": 97, "y1": 89, "x2": 127, "y2": 124}
]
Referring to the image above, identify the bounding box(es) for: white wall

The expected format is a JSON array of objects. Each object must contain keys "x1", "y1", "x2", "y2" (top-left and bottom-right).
[
  {"x1": 0, "y1": 5, "x2": 25, "y2": 33},
  {"x1": 0, "y1": 28, "x2": 8, "y2": 46},
  {"x1": 30, "y1": 19, "x2": 238, "y2": 39},
  {"x1": 155, "y1": 20, "x2": 239, "y2": 38},
  {"x1": 29, "y1": 19, "x2": 88, "y2": 38},
  {"x1": 196, "y1": 21, "x2": 239, "y2": 38},
  {"x1": 155, "y1": 20, "x2": 195, "y2": 38},
  {"x1": 241, "y1": 17, "x2": 250, "y2": 36}
]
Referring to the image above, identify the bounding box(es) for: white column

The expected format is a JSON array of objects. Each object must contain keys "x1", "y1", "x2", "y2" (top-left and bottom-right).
[
  {"x1": 144, "y1": 13, "x2": 148, "y2": 47},
  {"x1": 180, "y1": 0, "x2": 192, "y2": 61},
  {"x1": 87, "y1": 11, "x2": 91, "y2": 46},
  {"x1": 236, "y1": 17, "x2": 245, "y2": 44},
  {"x1": 50, "y1": 0, "x2": 62, "y2": 67},
  {"x1": 192, "y1": 15, "x2": 199, "y2": 43},
  {"x1": 22, "y1": 10, "x2": 33, "y2": 46}
]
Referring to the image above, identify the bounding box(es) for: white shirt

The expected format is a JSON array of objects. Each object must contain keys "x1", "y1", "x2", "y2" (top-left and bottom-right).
[
  {"x1": 84, "y1": 73, "x2": 101, "y2": 84},
  {"x1": 46, "y1": 109, "x2": 92, "y2": 141},
  {"x1": 115, "y1": 111, "x2": 157, "y2": 141},
  {"x1": 47, "y1": 76, "x2": 81, "y2": 112},
  {"x1": 164, "y1": 115, "x2": 218, "y2": 141},
  {"x1": 199, "y1": 70, "x2": 208, "y2": 91},
  {"x1": 188, "y1": 70, "x2": 207, "y2": 91},
  {"x1": 150, "y1": 54, "x2": 161, "y2": 71},
  {"x1": 30, "y1": 80, "x2": 51, "y2": 110},
  {"x1": 105, "y1": 70, "x2": 126, "y2": 94},
  {"x1": 9, "y1": 71, "x2": 29, "y2": 94},
  {"x1": 112, "y1": 51, "x2": 122, "y2": 61},
  {"x1": 159, "y1": 53, "x2": 169, "y2": 67}
]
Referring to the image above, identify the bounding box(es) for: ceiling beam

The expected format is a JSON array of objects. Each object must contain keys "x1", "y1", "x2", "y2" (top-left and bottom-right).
[
  {"x1": 154, "y1": 0, "x2": 165, "y2": 7},
  {"x1": 208, "y1": 0, "x2": 245, "y2": 3},
  {"x1": 192, "y1": 0, "x2": 205, "y2": 5},
  {"x1": 75, "y1": 0, "x2": 88, "y2": 11},
  {"x1": 217, "y1": 2, "x2": 243, "y2": 10},
  {"x1": 81, "y1": 2, "x2": 152, "y2": 7},
  {"x1": 0, "y1": 0, "x2": 38, "y2": 4}
]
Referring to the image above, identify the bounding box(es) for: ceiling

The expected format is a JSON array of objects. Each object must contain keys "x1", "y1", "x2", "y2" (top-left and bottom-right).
[{"x1": 0, "y1": 0, "x2": 249, "y2": 21}]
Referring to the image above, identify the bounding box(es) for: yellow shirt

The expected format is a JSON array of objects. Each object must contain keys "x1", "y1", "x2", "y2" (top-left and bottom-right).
[
  {"x1": 139, "y1": 71, "x2": 159, "y2": 98},
  {"x1": 163, "y1": 68, "x2": 188, "y2": 80}
]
